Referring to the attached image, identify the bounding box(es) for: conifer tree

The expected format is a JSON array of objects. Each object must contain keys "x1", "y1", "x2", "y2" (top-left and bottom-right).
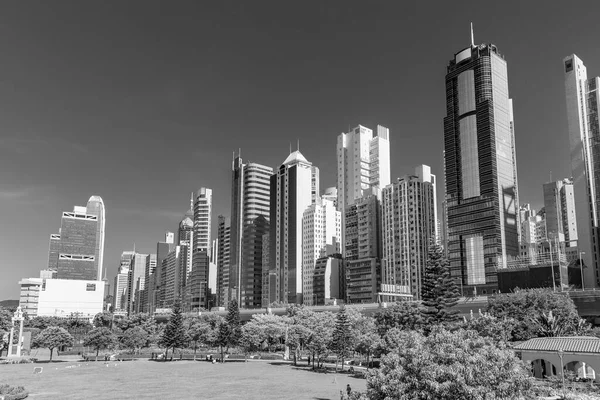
[
  {"x1": 421, "y1": 241, "x2": 460, "y2": 327},
  {"x1": 225, "y1": 299, "x2": 241, "y2": 347},
  {"x1": 331, "y1": 305, "x2": 353, "y2": 371},
  {"x1": 159, "y1": 301, "x2": 186, "y2": 359}
]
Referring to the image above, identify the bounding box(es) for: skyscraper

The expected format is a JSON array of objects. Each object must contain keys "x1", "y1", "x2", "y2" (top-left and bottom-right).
[
  {"x1": 216, "y1": 215, "x2": 231, "y2": 307},
  {"x1": 127, "y1": 252, "x2": 148, "y2": 314},
  {"x1": 113, "y1": 251, "x2": 134, "y2": 312},
  {"x1": 269, "y1": 150, "x2": 319, "y2": 304},
  {"x1": 191, "y1": 187, "x2": 212, "y2": 309},
  {"x1": 381, "y1": 165, "x2": 438, "y2": 300},
  {"x1": 53, "y1": 196, "x2": 106, "y2": 281},
  {"x1": 301, "y1": 198, "x2": 341, "y2": 306},
  {"x1": 86, "y1": 196, "x2": 106, "y2": 280},
  {"x1": 337, "y1": 125, "x2": 391, "y2": 253},
  {"x1": 543, "y1": 178, "x2": 578, "y2": 247},
  {"x1": 229, "y1": 156, "x2": 273, "y2": 308},
  {"x1": 563, "y1": 54, "x2": 600, "y2": 287},
  {"x1": 443, "y1": 33, "x2": 520, "y2": 296}
]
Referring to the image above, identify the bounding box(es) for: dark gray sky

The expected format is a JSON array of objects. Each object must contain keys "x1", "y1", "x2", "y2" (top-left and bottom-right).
[{"x1": 2, "y1": 1, "x2": 599, "y2": 300}]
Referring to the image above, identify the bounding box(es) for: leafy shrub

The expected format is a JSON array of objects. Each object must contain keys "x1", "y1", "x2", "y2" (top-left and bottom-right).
[{"x1": 0, "y1": 384, "x2": 29, "y2": 400}]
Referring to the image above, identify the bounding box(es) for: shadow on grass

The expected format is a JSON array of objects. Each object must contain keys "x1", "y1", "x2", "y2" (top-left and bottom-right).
[
  {"x1": 268, "y1": 361, "x2": 293, "y2": 366},
  {"x1": 34, "y1": 360, "x2": 69, "y2": 363}
]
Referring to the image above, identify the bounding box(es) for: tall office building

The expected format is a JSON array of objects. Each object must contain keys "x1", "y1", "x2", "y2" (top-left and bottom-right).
[
  {"x1": 153, "y1": 234, "x2": 175, "y2": 310},
  {"x1": 337, "y1": 125, "x2": 391, "y2": 253},
  {"x1": 381, "y1": 165, "x2": 438, "y2": 300},
  {"x1": 127, "y1": 252, "x2": 148, "y2": 314},
  {"x1": 301, "y1": 198, "x2": 341, "y2": 305},
  {"x1": 113, "y1": 251, "x2": 134, "y2": 312},
  {"x1": 142, "y1": 253, "x2": 157, "y2": 313},
  {"x1": 443, "y1": 34, "x2": 520, "y2": 296},
  {"x1": 230, "y1": 156, "x2": 273, "y2": 308},
  {"x1": 344, "y1": 193, "x2": 382, "y2": 304},
  {"x1": 216, "y1": 216, "x2": 231, "y2": 307},
  {"x1": 269, "y1": 150, "x2": 319, "y2": 304},
  {"x1": 53, "y1": 196, "x2": 105, "y2": 281},
  {"x1": 190, "y1": 188, "x2": 212, "y2": 309},
  {"x1": 86, "y1": 196, "x2": 106, "y2": 280},
  {"x1": 563, "y1": 54, "x2": 600, "y2": 287},
  {"x1": 543, "y1": 178, "x2": 578, "y2": 246}
]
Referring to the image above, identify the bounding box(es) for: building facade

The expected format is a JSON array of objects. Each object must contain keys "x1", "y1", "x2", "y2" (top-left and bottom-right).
[
  {"x1": 301, "y1": 198, "x2": 341, "y2": 306},
  {"x1": 216, "y1": 215, "x2": 231, "y2": 307},
  {"x1": 269, "y1": 150, "x2": 319, "y2": 304},
  {"x1": 544, "y1": 178, "x2": 578, "y2": 247},
  {"x1": 229, "y1": 156, "x2": 273, "y2": 308},
  {"x1": 344, "y1": 193, "x2": 382, "y2": 303},
  {"x1": 192, "y1": 188, "x2": 212, "y2": 308},
  {"x1": 313, "y1": 254, "x2": 344, "y2": 306},
  {"x1": 444, "y1": 40, "x2": 520, "y2": 296},
  {"x1": 564, "y1": 54, "x2": 600, "y2": 287},
  {"x1": 337, "y1": 125, "x2": 390, "y2": 254},
  {"x1": 381, "y1": 165, "x2": 438, "y2": 300}
]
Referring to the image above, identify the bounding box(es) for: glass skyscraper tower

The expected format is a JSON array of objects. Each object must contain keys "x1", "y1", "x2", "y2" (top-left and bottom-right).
[
  {"x1": 564, "y1": 54, "x2": 600, "y2": 288},
  {"x1": 443, "y1": 35, "x2": 520, "y2": 296}
]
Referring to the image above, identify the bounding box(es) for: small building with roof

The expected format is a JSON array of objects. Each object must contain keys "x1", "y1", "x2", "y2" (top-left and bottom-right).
[{"x1": 514, "y1": 336, "x2": 600, "y2": 381}]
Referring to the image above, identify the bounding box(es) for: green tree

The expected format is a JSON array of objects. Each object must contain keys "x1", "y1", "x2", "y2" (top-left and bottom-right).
[
  {"x1": 248, "y1": 313, "x2": 287, "y2": 352},
  {"x1": 32, "y1": 326, "x2": 74, "y2": 361},
  {"x1": 159, "y1": 302, "x2": 186, "y2": 359},
  {"x1": 225, "y1": 299, "x2": 241, "y2": 348},
  {"x1": 487, "y1": 288, "x2": 580, "y2": 341},
  {"x1": 120, "y1": 326, "x2": 148, "y2": 354},
  {"x1": 26, "y1": 316, "x2": 63, "y2": 330},
  {"x1": 331, "y1": 305, "x2": 353, "y2": 371},
  {"x1": 93, "y1": 311, "x2": 113, "y2": 328},
  {"x1": 420, "y1": 242, "x2": 460, "y2": 327},
  {"x1": 365, "y1": 327, "x2": 534, "y2": 400},
  {"x1": 285, "y1": 306, "x2": 313, "y2": 366},
  {"x1": 83, "y1": 327, "x2": 117, "y2": 360},
  {"x1": 351, "y1": 313, "x2": 381, "y2": 368},
  {"x1": 215, "y1": 319, "x2": 230, "y2": 362},
  {"x1": 461, "y1": 310, "x2": 515, "y2": 343},
  {"x1": 239, "y1": 322, "x2": 263, "y2": 360},
  {"x1": 0, "y1": 307, "x2": 12, "y2": 357},
  {"x1": 305, "y1": 311, "x2": 336, "y2": 369},
  {"x1": 374, "y1": 301, "x2": 424, "y2": 337}
]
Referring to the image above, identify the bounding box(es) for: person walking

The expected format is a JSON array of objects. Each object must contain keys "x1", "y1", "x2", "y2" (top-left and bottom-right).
[{"x1": 346, "y1": 384, "x2": 352, "y2": 397}]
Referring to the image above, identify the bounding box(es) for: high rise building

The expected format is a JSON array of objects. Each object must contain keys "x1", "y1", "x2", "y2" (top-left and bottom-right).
[
  {"x1": 113, "y1": 251, "x2": 134, "y2": 312},
  {"x1": 127, "y1": 252, "x2": 148, "y2": 314},
  {"x1": 54, "y1": 199, "x2": 105, "y2": 281},
  {"x1": 381, "y1": 165, "x2": 438, "y2": 300},
  {"x1": 344, "y1": 193, "x2": 381, "y2": 304},
  {"x1": 269, "y1": 150, "x2": 319, "y2": 304},
  {"x1": 229, "y1": 156, "x2": 273, "y2": 308},
  {"x1": 216, "y1": 216, "x2": 231, "y2": 307},
  {"x1": 86, "y1": 196, "x2": 106, "y2": 280},
  {"x1": 313, "y1": 254, "x2": 344, "y2": 306},
  {"x1": 443, "y1": 34, "x2": 520, "y2": 296},
  {"x1": 153, "y1": 234, "x2": 175, "y2": 310},
  {"x1": 563, "y1": 54, "x2": 600, "y2": 287},
  {"x1": 337, "y1": 125, "x2": 391, "y2": 253},
  {"x1": 190, "y1": 188, "x2": 212, "y2": 309},
  {"x1": 543, "y1": 178, "x2": 578, "y2": 246},
  {"x1": 301, "y1": 198, "x2": 341, "y2": 305},
  {"x1": 141, "y1": 253, "x2": 157, "y2": 313}
]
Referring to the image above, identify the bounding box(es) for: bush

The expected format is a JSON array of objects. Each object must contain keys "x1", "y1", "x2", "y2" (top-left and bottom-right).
[
  {"x1": 0, "y1": 357, "x2": 37, "y2": 365},
  {"x1": 0, "y1": 384, "x2": 29, "y2": 400}
]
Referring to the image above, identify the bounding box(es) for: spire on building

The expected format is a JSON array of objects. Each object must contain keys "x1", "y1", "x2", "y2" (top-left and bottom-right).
[{"x1": 470, "y1": 22, "x2": 475, "y2": 47}]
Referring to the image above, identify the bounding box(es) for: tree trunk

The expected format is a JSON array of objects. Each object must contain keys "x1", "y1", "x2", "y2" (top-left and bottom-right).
[
  {"x1": 292, "y1": 348, "x2": 296, "y2": 366},
  {"x1": 49, "y1": 348, "x2": 54, "y2": 361},
  {"x1": 341, "y1": 354, "x2": 344, "y2": 371},
  {"x1": 220, "y1": 345, "x2": 224, "y2": 363},
  {"x1": 164, "y1": 347, "x2": 168, "y2": 361},
  {"x1": 96, "y1": 348, "x2": 99, "y2": 361},
  {"x1": 312, "y1": 351, "x2": 315, "y2": 370},
  {"x1": 366, "y1": 351, "x2": 370, "y2": 370},
  {"x1": 194, "y1": 342, "x2": 197, "y2": 361}
]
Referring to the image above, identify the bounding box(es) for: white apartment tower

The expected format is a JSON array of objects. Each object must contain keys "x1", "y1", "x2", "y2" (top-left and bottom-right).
[
  {"x1": 269, "y1": 150, "x2": 319, "y2": 304},
  {"x1": 337, "y1": 125, "x2": 391, "y2": 211},
  {"x1": 564, "y1": 54, "x2": 600, "y2": 287},
  {"x1": 381, "y1": 165, "x2": 438, "y2": 300},
  {"x1": 301, "y1": 198, "x2": 341, "y2": 306}
]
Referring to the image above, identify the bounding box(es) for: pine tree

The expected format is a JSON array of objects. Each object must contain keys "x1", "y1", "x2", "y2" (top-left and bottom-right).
[
  {"x1": 421, "y1": 241, "x2": 460, "y2": 328},
  {"x1": 331, "y1": 305, "x2": 353, "y2": 371},
  {"x1": 159, "y1": 301, "x2": 186, "y2": 359},
  {"x1": 225, "y1": 299, "x2": 241, "y2": 347}
]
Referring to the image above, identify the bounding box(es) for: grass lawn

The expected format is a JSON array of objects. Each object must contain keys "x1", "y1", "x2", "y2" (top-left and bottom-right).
[{"x1": 1, "y1": 359, "x2": 366, "y2": 399}]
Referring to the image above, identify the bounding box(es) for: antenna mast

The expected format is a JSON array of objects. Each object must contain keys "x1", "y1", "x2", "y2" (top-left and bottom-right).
[{"x1": 470, "y1": 22, "x2": 475, "y2": 47}]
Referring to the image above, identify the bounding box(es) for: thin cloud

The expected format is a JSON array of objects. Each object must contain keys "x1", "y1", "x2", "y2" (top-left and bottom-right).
[{"x1": 0, "y1": 136, "x2": 89, "y2": 155}]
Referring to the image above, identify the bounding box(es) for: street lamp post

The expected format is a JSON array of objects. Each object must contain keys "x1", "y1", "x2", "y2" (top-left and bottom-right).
[
  {"x1": 558, "y1": 349, "x2": 565, "y2": 396},
  {"x1": 548, "y1": 240, "x2": 556, "y2": 292},
  {"x1": 580, "y1": 251, "x2": 586, "y2": 290}
]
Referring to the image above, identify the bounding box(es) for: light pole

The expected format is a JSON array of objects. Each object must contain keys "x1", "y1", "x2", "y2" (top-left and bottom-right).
[
  {"x1": 558, "y1": 348, "x2": 565, "y2": 396},
  {"x1": 580, "y1": 251, "x2": 586, "y2": 290},
  {"x1": 548, "y1": 240, "x2": 556, "y2": 292}
]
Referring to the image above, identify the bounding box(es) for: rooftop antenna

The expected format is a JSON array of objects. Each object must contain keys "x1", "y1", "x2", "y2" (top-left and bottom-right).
[
  {"x1": 239, "y1": 148, "x2": 241, "y2": 159},
  {"x1": 297, "y1": 139, "x2": 300, "y2": 152},
  {"x1": 289, "y1": 142, "x2": 292, "y2": 154},
  {"x1": 470, "y1": 22, "x2": 475, "y2": 47},
  {"x1": 190, "y1": 192, "x2": 194, "y2": 210}
]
